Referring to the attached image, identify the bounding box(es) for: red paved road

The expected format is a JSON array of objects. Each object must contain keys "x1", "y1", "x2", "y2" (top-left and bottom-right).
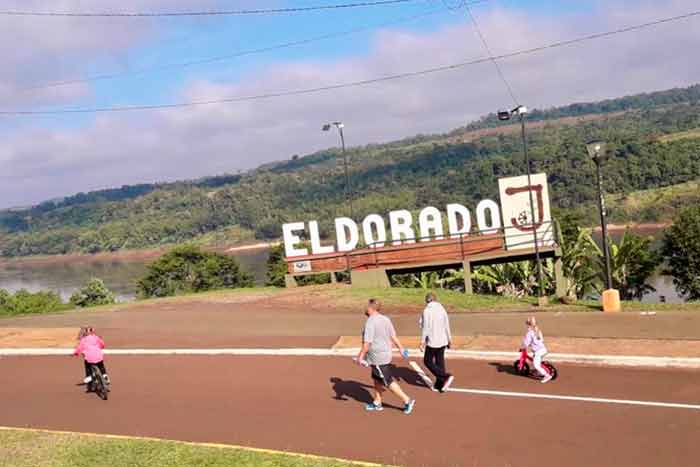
[{"x1": 1, "y1": 356, "x2": 698, "y2": 467}]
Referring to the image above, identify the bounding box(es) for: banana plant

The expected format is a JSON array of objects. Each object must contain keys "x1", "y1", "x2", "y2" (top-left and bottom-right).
[{"x1": 592, "y1": 229, "x2": 661, "y2": 300}]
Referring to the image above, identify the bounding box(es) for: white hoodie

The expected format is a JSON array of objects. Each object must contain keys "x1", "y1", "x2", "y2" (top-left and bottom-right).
[{"x1": 420, "y1": 301, "x2": 452, "y2": 348}]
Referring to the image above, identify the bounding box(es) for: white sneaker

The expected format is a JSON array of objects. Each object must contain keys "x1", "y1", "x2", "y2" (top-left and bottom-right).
[
  {"x1": 541, "y1": 374, "x2": 553, "y2": 384},
  {"x1": 442, "y1": 375, "x2": 455, "y2": 392},
  {"x1": 83, "y1": 376, "x2": 92, "y2": 384}
]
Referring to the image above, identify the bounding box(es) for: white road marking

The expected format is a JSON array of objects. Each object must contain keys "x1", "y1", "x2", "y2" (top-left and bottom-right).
[
  {"x1": 447, "y1": 387, "x2": 700, "y2": 410},
  {"x1": 0, "y1": 348, "x2": 699, "y2": 369}
]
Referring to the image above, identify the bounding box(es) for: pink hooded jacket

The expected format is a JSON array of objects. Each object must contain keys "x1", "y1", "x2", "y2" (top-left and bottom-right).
[{"x1": 73, "y1": 334, "x2": 105, "y2": 364}]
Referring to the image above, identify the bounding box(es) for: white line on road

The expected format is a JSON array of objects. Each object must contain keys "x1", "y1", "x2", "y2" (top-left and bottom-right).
[
  {"x1": 447, "y1": 387, "x2": 700, "y2": 410},
  {"x1": 1, "y1": 348, "x2": 700, "y2": 368}
]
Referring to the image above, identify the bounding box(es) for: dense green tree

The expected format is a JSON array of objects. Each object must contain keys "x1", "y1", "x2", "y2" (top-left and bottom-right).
[
  {"x1": 69, "y1": 278, "x2": 116, "y2": 308},
  {"x1": 265, "y1": 244, "x2": 288, "y2": 287},
  {"x1": 663, "y1": 206, "x2": 700, "y2": 300},
  {"x1": 137, "y1": 245, "x2": 253, "y2": 298}
]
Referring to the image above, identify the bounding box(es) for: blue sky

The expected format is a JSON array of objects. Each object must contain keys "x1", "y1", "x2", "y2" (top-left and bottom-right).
[
  {"x1": 1, "y1": 0, "x2": 698, "y2": 207},
  {"x1": 30, "y1": 0, "x2": 595, "y2": 114}
]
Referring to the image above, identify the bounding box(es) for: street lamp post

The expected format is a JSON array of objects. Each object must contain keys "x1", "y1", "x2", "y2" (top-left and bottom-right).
[
  {"x1": 586, "y1": 140, "x2": 620, "y2": 312},
  {"x1": 323, "y1": 122, "x2": 353, "y2": 219},
  {"x1": 498, "y1": 105, "x2": 546, "y2": 305}
]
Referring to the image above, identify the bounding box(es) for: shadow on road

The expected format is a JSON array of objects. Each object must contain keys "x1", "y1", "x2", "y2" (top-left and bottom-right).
[
  {"x1": 489, "y1": 361, "x2": 521, "y2": 376},
  {"x1": 329, "y1": 377, "x2": 373, "y2": 403},
  {"x1": 329, "y1": 376, "x2": 411, "y2": 411},
  {"x1": 392, "y1": 364, "x2": 431, "y2": 388}
]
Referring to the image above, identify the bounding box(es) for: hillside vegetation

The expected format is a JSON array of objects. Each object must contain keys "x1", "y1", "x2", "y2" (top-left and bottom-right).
[{"x1": 1, "y1": 84, "x2": 700, "y2": 257}]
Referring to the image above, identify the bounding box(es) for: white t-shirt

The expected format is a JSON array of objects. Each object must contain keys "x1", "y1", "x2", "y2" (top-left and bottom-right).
[{"x1": 523, "y1": 329, "x2": 547, "y2": 353}]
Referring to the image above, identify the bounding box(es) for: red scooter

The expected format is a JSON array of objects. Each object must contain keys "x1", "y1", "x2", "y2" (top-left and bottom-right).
[{"x1": 513, "y1": 348, "x2": 558, "y2": 380}]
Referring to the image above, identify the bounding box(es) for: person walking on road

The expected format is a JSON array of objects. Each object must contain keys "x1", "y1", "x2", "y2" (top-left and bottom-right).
[
  {"x1": 356, "y1": 298, "x2": 416, "y2": 414},
  {"x1": 420, "y1": 292, "x2": 454, "y2": 392}
]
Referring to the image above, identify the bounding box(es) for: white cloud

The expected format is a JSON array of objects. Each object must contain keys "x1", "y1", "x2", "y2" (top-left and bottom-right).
[{"x1": 2, "y1": 0, "x2": 699, "y2": 207}]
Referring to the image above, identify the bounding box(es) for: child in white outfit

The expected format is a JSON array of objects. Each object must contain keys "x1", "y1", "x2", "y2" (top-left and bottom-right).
[{"x1": 522, "y1": 316, "x2": 552, "y2": 383}]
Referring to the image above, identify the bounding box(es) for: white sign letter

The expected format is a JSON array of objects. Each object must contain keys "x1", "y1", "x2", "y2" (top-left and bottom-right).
[
  {"x1": 389, "y1": 210, "x2": 415, "y2": 246},
  {"x1": 309, "y1": 221, "x2": 334, "y2": 255},
  {"x1": 418, "y1": 206, "x2": 444, "y2": 241},
  {"x1": 447, "y1": 203, "x2": 471, "y2": 239},
  {"x1": 282, "y1": 222, "x2": 308, "y2": 257},
  {"x1": 335, "y1": 217, "x2": 359, "y2": 252},
  {"x1": 362, "y1": 214, "x2": 387, "y2": 248},
  {"x1": 476, "y1": 200, "x2": 502, "y2": 234}
]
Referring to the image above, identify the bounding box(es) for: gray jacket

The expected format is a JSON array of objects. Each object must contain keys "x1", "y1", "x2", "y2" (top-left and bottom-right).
[{"x1": 420, "y1": 301, "x2": 452, "y2": 348}]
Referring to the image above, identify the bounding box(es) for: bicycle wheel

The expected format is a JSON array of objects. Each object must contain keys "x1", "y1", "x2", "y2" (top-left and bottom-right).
[{"x1": 91, "y1": 365, "x2": 109, "y2": 401}]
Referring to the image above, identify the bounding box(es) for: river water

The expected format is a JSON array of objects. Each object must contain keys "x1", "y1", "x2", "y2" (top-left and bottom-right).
[
  {"x1": 0, "y1": 249, "x2": 269, "y2": 302},
  {"x1": 0, "y1": 228, "x2": 685, "y2": 303}
]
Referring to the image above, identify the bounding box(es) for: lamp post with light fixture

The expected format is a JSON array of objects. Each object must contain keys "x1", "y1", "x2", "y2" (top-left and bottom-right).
[
  {"x1": 586, "y1": 141, "x2": 612, "y2": 290},
  {"x1": 498, "y1": 105, "x2": 546, "y2": 305},
  {"x1": 323, "y1": 122, "x2": 353, "y2": 219},
  {"x1": 586, "y1": 140, "x2": 620, "y2": 311}
]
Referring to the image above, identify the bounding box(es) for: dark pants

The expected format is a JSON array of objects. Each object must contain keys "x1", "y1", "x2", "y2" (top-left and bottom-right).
[
  {"x1": 84, "y1": 361, "x2": 107, "y2": 378},
  {"x1": 424, "y1": 346, "x2": 450, "y2": 390}
]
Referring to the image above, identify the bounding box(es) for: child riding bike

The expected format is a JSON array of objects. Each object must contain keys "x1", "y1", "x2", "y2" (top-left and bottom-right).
[
  {"x1": 73, "y1": 327, "x2": 110, "y2": 389},
  {"x1": 521, "y1": 316, "x2": 552, "y2": 384}
]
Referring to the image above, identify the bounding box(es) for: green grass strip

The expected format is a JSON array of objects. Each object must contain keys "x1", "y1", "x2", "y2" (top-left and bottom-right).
[{"x1": 0, "y1": 427, "x2": 385, "y2": 467}]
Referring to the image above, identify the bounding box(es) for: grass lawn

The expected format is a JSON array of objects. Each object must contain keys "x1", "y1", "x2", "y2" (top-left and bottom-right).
[
  {"x1": 0, "y1": 428, "x2": 378, "y2": 467},
  {"x1": 325, "y1": 286, "x2": 529, "y2": 311},
  {"x1": 321, "y1": 286, "x2": 700, "y2": 313}
]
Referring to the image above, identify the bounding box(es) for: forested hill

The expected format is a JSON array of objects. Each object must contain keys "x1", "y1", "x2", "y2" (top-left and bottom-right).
[{"x1": 2, "y1": 84, "x2": 700, "y2": 257}]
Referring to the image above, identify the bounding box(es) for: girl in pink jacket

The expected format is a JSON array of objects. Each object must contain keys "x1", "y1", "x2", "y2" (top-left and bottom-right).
[{"x1": 73, "y1": 327, "x2": 110, "y2": 386}]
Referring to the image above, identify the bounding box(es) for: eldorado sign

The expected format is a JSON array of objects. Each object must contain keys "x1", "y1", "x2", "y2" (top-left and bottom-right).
[{"x1": 283, "y1": 173, "x2": 554, "y2": 258}]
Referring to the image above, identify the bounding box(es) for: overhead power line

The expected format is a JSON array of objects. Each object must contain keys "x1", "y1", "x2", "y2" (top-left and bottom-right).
[
  {"x1": 2, "y1": 10, "x2": 698, "y2": 116},
  {"x1": 461, "y1": 0, "x2": 519, "y2": 106},
  {"x1": 25, "y1": 1, "x2": 492, "y2": 91},
  {"x1": 0, "y1": 0, "x2": 419, "y2": 17}
]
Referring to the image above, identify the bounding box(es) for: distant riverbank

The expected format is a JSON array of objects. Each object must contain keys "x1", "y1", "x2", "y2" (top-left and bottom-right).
[{"x1": 0, "y1": 240, "x2": 280, "y2": 268}]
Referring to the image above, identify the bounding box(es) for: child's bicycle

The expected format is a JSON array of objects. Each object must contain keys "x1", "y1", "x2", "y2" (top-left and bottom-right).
[
  {"x1": 513, "y1": 348, "x2": 558, "y2": 380},
  {"x1": 86, "y1": 364, "x2": 110, "y2": 400}
]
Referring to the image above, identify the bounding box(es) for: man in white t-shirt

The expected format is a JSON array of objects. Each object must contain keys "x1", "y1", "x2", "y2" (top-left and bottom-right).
[{"x1": 420, "y1": 292, "x2": 454, "y2": 392}]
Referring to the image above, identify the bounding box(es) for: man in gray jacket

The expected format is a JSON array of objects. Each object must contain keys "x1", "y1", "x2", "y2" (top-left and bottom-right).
[{"x1": 420, "y1": 292, "x2": 454, "y2": 392}]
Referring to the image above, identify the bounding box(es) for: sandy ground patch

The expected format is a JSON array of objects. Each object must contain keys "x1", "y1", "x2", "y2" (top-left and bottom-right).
[{"x1": 0, "y1": 328, "x2": 76, "y2": 348}]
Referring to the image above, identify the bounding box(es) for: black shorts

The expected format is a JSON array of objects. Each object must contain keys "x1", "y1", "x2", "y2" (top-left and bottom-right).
[{"x1": 370, "y1": 364, "x2": 395, "y2": 387}]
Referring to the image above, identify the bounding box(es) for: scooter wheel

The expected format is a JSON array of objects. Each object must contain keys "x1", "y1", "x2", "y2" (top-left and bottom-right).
[{"x1": 513, "y1": 360, "x2": 530, "y2": 376}]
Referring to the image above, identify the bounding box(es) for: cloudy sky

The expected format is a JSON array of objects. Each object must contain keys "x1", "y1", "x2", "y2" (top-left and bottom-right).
[{"x1": 1, "y1": 0, "x2": 698, "y2": 208}]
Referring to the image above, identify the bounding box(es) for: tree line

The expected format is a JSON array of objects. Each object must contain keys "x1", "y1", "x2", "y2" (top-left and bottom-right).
[{"x1": 1, "y1": 85, "x2": 700, "y2": 258}]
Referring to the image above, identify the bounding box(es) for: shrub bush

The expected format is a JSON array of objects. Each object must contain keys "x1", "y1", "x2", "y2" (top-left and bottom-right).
[
  {"x1": 69, "y1": 278, "x2": 116, "y2": 308},
  {"x1": 0, "y1": 288, "x2": 68, "y2": 316},
  {"x1": 137, "y1": 245, "x2": 253, "y2": 298}
]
